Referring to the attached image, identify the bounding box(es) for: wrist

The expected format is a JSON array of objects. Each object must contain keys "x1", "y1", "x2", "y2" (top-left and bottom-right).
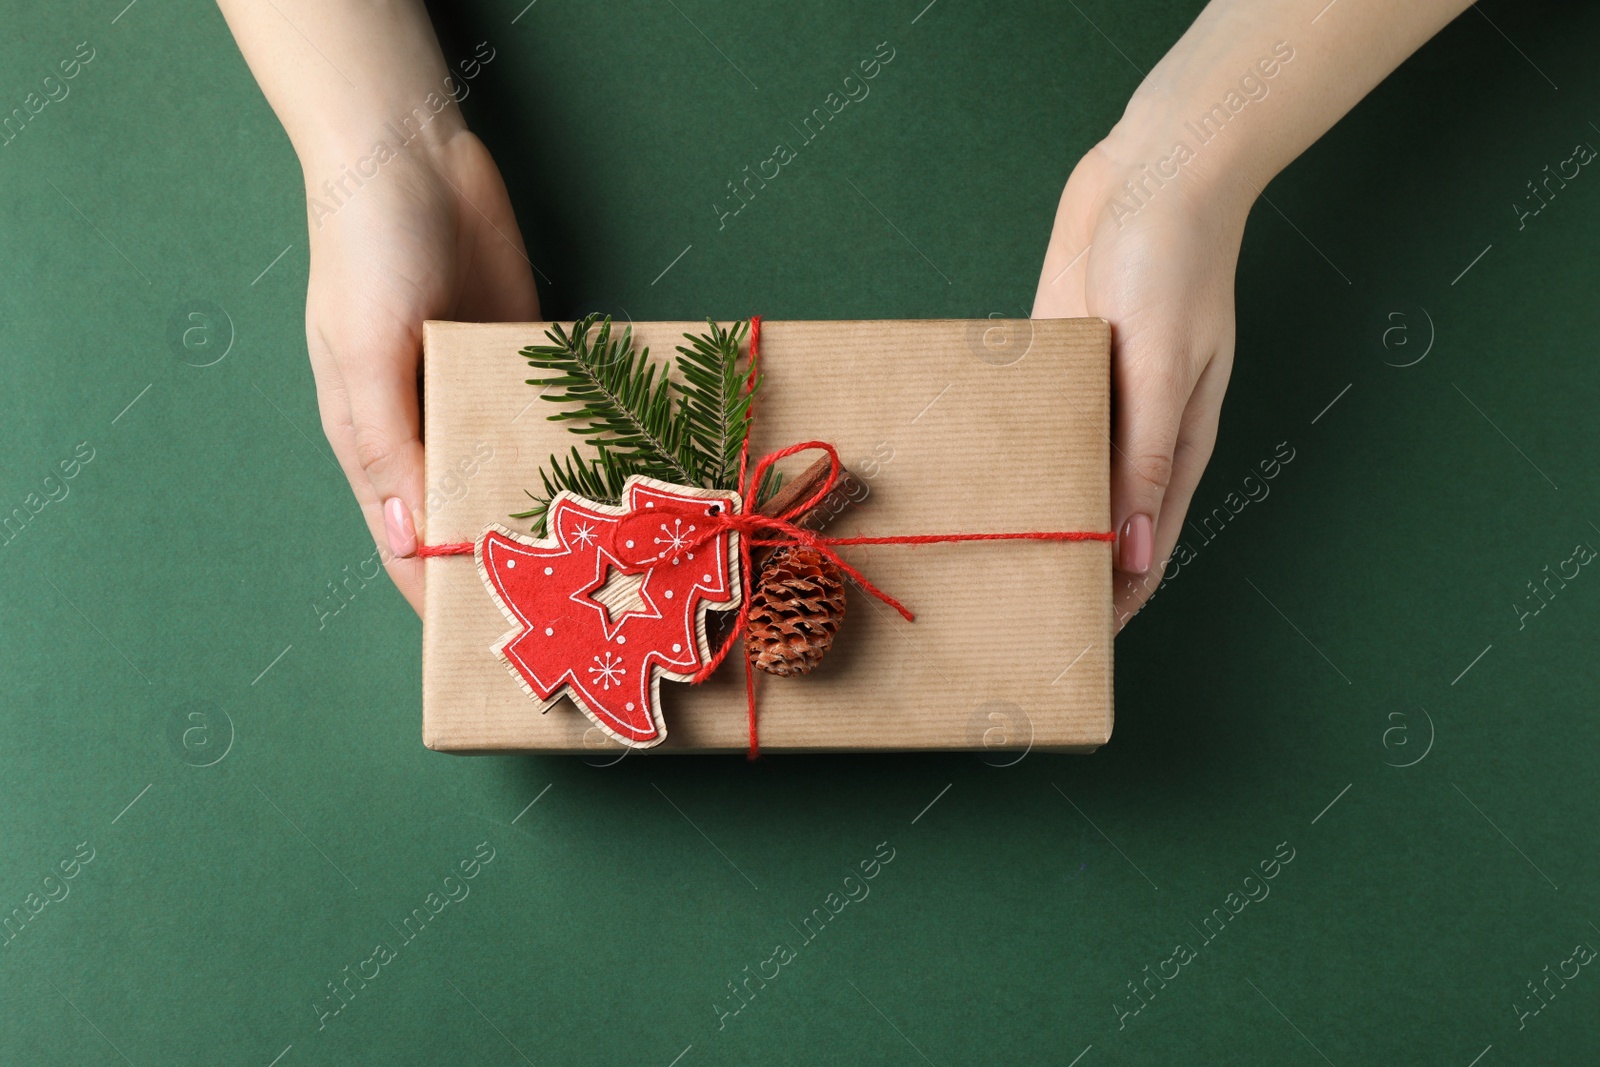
[
  {"x1": 297, "y1": 94, "x2": 469, "y2": 191},
  {"x1": 1083, "y1": 120, "x2": 1256, "y2": 236},
  {"x1": 1098, "y1": 32, "x2": 1307, "y2": 208}
]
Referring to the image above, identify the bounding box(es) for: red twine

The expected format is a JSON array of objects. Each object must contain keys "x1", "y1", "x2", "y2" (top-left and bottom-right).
[
  {"x1": 418, "y1": 543, "x2": 475, "y2": 556},
  {"x1": 422, "y1": 315, "x2": 1114, "y2": 759}
]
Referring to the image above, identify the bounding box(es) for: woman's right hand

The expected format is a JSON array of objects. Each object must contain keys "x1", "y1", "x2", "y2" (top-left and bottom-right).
[
  {"x1": 302, "y1": 126, "x2": 539, "y2": 614},
  {"x1": 1034, "y1": 133, "x2": 1251, "y2": 628}
]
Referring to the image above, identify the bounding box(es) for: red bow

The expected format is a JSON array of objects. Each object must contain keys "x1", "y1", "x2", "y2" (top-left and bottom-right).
[{"x1": 608, "y1": 440, "x2": 913, "y2": 675}]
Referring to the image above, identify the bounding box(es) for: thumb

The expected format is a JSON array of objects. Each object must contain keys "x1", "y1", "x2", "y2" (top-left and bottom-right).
[
  {"x1": 341, "y1": 334, "x2": 425, "y2": 561},
  {"x1": 1109, "y1": 325, "x2": 1195, "y2": 578}
]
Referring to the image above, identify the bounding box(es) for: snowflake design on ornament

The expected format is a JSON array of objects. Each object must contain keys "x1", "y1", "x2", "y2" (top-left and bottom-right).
[
  {"x1": 572, "y1": 521, "x2": 597, "y2": 547},
  {"x1": 588, "y1": 651, "x2": 625, "y2": 690},
  {"x1": 654, "y1": 517, "x2": 697, "y2": 564}
]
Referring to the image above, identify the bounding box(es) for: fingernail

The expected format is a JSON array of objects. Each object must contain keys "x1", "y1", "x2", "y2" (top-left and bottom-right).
[
  {"x1": 384, "y1": 497, "x2": 417, "y2": 558},
  {"x1": 1119, "y1": 513, "x2": 1153, "y2": 574}
]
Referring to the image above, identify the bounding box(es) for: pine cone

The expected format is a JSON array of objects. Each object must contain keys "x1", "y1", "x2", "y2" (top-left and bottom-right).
[{"x1": 745, "y1": 545, "x2": 846, "y2": 676}]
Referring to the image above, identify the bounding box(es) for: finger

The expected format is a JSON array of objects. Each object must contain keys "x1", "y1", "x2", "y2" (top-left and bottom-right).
[
  {"x1": 1151, "y1": 352, "x2": 1230, "y2": 562},
  {"x1": 312, "y1": 305, "x2": 427, "y2": 602},
  {"x1": 1113, "y1": 353, "x2": 1230, "y2": 629},
  {"x1": 337, "y1": 326, "x2": 426, "y2": 566},
  {"x1": 308, "y1": 336, "x2": 425, "y2": 612},
  {"x1": 1108, "y1": 313, "x2": 1202, "y2": 578}
]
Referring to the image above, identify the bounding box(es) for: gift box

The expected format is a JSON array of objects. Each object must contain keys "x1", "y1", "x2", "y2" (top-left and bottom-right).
[{"x1": 421, "y1": 318, "x2": 1112, "y2": 754}]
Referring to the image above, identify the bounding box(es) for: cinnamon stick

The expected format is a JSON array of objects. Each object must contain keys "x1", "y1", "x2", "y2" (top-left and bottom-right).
[{"x1": 752, "y1": 453, "x2": 863, "y2": 566}]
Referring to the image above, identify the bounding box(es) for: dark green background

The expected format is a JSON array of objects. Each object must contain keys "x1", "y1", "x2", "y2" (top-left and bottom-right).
[{"x1": 2, "y1": 0, "x2": 1596, "y2": 1063}]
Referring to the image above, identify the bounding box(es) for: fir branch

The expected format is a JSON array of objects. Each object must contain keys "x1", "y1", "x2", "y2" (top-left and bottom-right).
[
  {"x1": 673, "y1": 319, "x2": 756, "y2": 489},
  {"x1": 514, "y1": 315, "x2": 772, "y2": 535},
  {"x1": 755, "y1": 464, "x2": 783, "y2": 509},
  {"x1": 510, "y1": 445, "x2": 634, "y2": 536},
  {"x1": 520, "y1": 316, "x2": 701, "y2": 485}
]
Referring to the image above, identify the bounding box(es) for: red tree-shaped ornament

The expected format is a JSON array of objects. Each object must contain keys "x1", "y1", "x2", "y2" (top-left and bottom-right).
[{"x1": 475, "y1": 476, "x2": 742, "y2": 748}]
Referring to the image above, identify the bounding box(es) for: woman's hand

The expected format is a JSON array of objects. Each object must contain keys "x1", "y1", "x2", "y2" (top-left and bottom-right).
[
  {"x1": 1033, "y1": 134, "x2": 1251, "y2": 629},
  {"x1": 215, "y1": 0, "x2": 537, "y2": 615},
  {"x1": 1031, "y1": 0, "x2": 1475, "y2": 630},
  {"x1": 303, "y1": 128, "x2": 538, "y2": 613}
]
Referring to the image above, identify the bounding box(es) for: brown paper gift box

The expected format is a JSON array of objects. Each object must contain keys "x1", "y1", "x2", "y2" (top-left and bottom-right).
[{"x1": 421, "y1": 318, "x2": 1112, "y2": 754}]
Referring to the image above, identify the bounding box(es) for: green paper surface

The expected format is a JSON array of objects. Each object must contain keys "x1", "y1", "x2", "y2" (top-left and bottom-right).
[{"x1": 2, "y1": 0, "x2": 1598, "y2": 1062}]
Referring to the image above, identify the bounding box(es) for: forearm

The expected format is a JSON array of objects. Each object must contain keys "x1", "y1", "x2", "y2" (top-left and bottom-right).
[
  {"x1": 1101, "y1": 0, "x2": 1473, "y2": 210},
  {"x1": 214, "y1": 0, "x2": 466, "y2": 173}
]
